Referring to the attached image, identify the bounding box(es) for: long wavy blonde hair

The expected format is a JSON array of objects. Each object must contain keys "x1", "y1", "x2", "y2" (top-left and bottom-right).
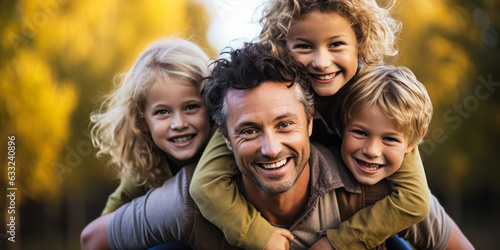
[
  {"x1": 90, "y1": 38, "x2": 209, "y2": 187},
  {"x1": 259, "y1": 0, "x2": 401, "y2": 66}
]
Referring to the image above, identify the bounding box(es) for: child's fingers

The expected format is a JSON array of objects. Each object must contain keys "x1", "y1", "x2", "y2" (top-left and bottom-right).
[
  {"x1": 264, "y1": 228, "x2": 292, "y2": 250},
  {"x1": 275, "y1": 227, "x2": 294, "y2": 241}
]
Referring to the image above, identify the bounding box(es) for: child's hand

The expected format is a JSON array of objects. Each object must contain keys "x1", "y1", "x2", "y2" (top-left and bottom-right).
[
  {"x1": 307, "y1": 237, "x2": 335, "y2": 250},
  {"x1": 264, "y1": 227, "x2": 294, "y2": 250}
]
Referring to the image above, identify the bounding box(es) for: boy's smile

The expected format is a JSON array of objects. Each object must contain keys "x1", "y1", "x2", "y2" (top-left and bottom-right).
[{"x1": 341, "y1": 105, "x2": 413, "y2": 185}]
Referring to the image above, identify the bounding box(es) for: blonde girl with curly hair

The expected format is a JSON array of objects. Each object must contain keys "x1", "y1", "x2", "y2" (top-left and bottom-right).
[
  {"x1": 91, "y1": 38, "x2": 212, "y2": 215},
  {"x1": 190, "y1": 1, "x2": 432, "y2": 249}
]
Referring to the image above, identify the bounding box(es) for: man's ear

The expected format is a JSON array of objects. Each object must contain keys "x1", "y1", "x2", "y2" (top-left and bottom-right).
[
  {"x1": 308, "y1": 106, "x2": 314, "y2": 137},
  {"x1": 218, "y1": 126, "x2": 233, "y2": 151}
]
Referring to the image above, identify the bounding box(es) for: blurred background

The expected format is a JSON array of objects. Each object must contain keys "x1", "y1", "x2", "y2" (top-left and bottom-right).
[{"x1": 0, "y1": 0, "x2": 499, "y2": 249}]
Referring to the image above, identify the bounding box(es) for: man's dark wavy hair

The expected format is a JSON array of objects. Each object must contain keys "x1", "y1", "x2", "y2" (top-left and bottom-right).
[{"x1": 203, "y1": 42, "x2": 314, "y2": 136}]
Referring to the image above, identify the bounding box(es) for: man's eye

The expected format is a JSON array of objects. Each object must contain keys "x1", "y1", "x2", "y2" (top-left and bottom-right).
[
  {"x1": 278, "y1": 121, "x2": 293, "y2": 129},
  {"x1": 242, "y1": 129, "x2": 257, "y2": 135}
]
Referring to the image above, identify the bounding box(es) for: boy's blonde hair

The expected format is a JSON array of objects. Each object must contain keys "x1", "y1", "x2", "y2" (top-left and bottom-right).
[
  {"x1": 335, "y1": 65, "x2": 433, "y2": 147},
  {"x1": 259, "y1": 0, "x2": 401, "y2": 65},
  {"x1": 90, "y1": 38, "x2": 209, "y2": 187}
]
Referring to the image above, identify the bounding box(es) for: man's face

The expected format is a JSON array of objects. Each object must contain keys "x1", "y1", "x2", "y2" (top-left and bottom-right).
[{"x1": 222, "y1": 81, "x2": 313, "y2": 194}]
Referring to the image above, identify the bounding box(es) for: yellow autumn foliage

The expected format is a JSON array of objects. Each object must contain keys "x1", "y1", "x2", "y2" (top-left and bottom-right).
[
  {"x1": 0, "y1": 50, "x2": 77, "y2": 203},
  {"x1": 0, "y1": 0, "x2": 213, "y2": 205}
]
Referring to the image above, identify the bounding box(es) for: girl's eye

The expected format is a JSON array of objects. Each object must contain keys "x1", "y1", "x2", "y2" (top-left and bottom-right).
[
  {"x1": 185, "y1": 104, "x2": 199, "y2": 112},
  {"x1": 155, "y1": 109, "x2": 169, "y2": 115},
  {"x1": 294, "y1": 44, "x2": 312, "y2": 50},
  {"x1": 330, "y1": 42, "x2": 344, "y2": 48}
]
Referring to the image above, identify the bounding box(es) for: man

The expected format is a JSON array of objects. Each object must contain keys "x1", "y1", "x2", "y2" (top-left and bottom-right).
[{"x1": 81, "y1": 42, "x2": 472, "y2": 249}]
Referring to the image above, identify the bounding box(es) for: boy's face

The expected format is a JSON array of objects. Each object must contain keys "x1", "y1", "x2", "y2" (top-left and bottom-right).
[
  {"x1": 144, "y1": 79, "x2": 211, "y2": 167},
  {"x1": 287, "y1": 11, "x2": 359, "y2": 97},
  {"x1": 341, "y1": 105, "x2": 414, "y2": 185}
]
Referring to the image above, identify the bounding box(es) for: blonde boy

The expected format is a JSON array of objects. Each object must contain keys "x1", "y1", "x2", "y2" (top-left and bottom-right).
[{"x1": 335, "y1": 65, "x2": 432, "y2": 186}]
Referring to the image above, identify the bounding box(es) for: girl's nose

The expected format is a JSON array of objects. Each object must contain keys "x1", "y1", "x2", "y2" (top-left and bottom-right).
[
  {"x1": 170, "y1": 114, "x2": 188, "y2": 130},
  {"x1": 312, "y1": 49, "x2": 333, "y2": 71}
]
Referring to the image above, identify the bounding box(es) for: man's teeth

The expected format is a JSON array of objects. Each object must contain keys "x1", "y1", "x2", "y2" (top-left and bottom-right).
[
  {"x1": 315, "y1": 72, "x2": 337, "y2": 80},
  {"x1": 262, "y1": 159, "x2": 287, "y2": 169},
  {"x1": 172, "y1": 135, "x2": 193, "y2": 143},
  {"x1": 358, "y1": 160, "x2": 380, "y2": 170}
]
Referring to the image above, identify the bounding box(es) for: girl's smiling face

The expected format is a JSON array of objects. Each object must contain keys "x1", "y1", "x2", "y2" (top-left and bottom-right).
[
  {"x1": 144, "y1": 78, "x2": 211, "y2": 167},
  {"x1": 287, "y1": 11, "x2": 359, "y2": 97}
]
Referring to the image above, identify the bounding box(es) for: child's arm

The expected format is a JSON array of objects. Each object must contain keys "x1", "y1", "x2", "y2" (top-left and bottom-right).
[
  {"x1": 101, "y1": 177, "x2": 149, "y2": 215},
  {"x1": 326, "y1": 148, "x2": 430, "y2": 249},
  {"x1": 189, "y1": 130, "x2": 276, "y2": 249}
]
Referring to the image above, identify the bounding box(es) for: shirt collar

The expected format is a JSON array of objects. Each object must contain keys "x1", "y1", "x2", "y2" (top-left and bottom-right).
[{"x1": 308, "y1": 142, "x2": 361, "y2": 197}]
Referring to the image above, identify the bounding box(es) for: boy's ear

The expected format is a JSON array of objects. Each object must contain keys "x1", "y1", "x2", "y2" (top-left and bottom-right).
[
  {"x1": 406, "y1": 129, "x2": 427, "y2": 154},
  {"x1": 421, "y1": 129, "x2": 427, "y2": 139},
  {"x1": 406, "y1": 143, "x2": 417, "y2": 154}
]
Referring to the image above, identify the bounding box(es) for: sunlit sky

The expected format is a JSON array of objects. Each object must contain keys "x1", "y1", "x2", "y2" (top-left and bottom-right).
[{"x1": 196, "y1": 0, "x2": 266, "y2": 54}]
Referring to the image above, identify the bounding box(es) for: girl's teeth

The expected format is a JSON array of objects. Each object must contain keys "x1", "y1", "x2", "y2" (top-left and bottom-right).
[
  {"x1": 315, "y1": 72, "x2": 337, "y2": 80},
  {"x1": 262, "y1": 159, "x2": 287, "y2": 169},
  {"x1": 172, "y1": 135, "x2": 193, "y2": 143}
]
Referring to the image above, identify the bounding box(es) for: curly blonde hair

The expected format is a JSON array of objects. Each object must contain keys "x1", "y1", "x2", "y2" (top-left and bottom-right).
[
  {"x1": 259, "y1": 0, "x2": 401, "y2": 65},
  {"x1": 90, "y1": 38, "x2": 209, "y2": 187},
  {"x1": 335, "y1": 65, "x2": 433, "y2": 147}
]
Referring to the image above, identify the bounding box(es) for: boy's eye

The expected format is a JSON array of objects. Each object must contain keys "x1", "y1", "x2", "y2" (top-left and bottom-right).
[
  {"x1": 383, "y1": 137, "x2": 400, "y2": 143},
  {"x1": 352, "y1": 130, "x2": 366, "y2": 136}
]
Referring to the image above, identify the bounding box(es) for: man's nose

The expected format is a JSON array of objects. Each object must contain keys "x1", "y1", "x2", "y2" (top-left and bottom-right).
[{"x1": 260, "y1": 132, "x2": 282, "y2": 158}]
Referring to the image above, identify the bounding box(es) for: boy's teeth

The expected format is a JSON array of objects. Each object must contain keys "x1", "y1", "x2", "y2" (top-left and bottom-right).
[
  {"x1": 262, "y1": 159, "x2": 287, "y2": 169},
  {"x1": 172, "y1": 135, "x2": 193, "y2": 143},
  {"x1": 358, "y1": 160, "x2": 380, "y2": 170}
]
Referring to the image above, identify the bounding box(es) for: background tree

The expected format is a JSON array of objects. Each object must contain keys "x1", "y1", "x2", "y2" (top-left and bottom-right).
[
  {"x1": 395, "y1": 1, "x2": 500, "y2": 248},
  {"x1": 1, "y1": 0, "x2": 213, "y2": 249}
]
